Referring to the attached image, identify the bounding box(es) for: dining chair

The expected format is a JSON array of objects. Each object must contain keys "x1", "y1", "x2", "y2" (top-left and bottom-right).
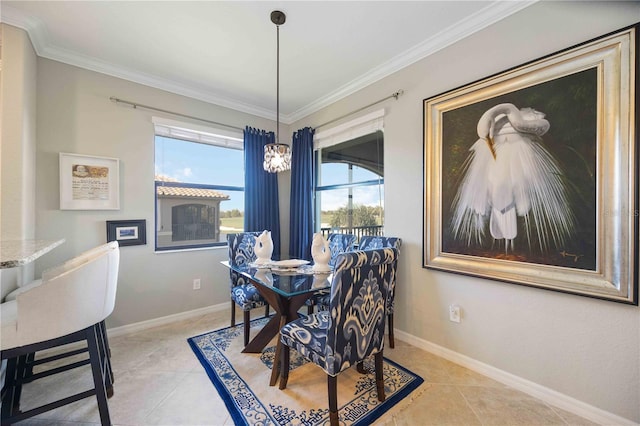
[
  {"x1": 279, "y1": 248, "x2": 398, "y2": 426},
  {"x1": 327, "y1": 233, "x2": 357, "y2": 267},
  {"x1": 227, "y1": 232, "x2": 271, "y2": 346},
  {"x1": 305, "y1": 233, "x2": 356, "y2": 314},
  {"x1": 358, "y1": 235, "x2": 402, "y2": 348},
  {"x1": 1, "y1": 241, "x2": 120, "y2": 425}
]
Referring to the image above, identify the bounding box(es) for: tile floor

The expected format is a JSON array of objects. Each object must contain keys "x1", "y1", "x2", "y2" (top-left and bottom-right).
[{"x1": 10, "y1": 308, "x2": 598, "y2": 425}]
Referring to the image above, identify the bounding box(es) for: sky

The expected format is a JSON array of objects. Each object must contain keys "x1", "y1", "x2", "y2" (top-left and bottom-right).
[{"x1": 155, "y1": 136, "x2": 383, "y2": 212}]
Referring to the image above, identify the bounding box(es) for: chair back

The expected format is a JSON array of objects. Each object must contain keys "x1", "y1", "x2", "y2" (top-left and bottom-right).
[
  {"x1": 327, "y1": 233, "x2": 356, "y2": 267},
  {"x1": 358, "y1": 236, "x2": 402, "y2": 251},
  {"x1": 324, "y1": 248, "x2": 398, "y2": 375},
  {"x1": 227, "y1": 232, "x2": 261, "y2": 287},
  {"x1": 359, "y1": 236, "x2": 401, "y2": 313},
  {"x1": 15, "y1": 241, "x2": 120, "y2": 347}
]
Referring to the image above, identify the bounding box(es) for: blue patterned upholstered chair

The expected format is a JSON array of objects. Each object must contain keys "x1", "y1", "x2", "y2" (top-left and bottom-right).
[
  {"x1": 359, "y1": 236, "x2": 402, "y2": 348},
  {"x1": 279, "y1": 248, "x2": 398, "y2": 426},
  {"x1": 305, "y1": 233, "x2": 356, "y2": 314},
  {"x1": 327, "y1": 233, "x2": 357, "y2": 267},
  {"x1": 227, "y1": 232, "x2": 270, "y2": 346}
]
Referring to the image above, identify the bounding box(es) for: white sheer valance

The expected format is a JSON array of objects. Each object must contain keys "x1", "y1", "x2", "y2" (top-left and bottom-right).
[
  {"x1": 152, "y1": 117, "x2": 243, "y2": 150},
  {"x1": 314, "y1": 109, "x2": 384, "y2": 150}
]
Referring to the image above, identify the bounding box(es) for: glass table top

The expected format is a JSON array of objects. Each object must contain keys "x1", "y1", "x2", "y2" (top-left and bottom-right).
[{"x1": 221, "y1": 260, "x2": 333, "y2": 298}]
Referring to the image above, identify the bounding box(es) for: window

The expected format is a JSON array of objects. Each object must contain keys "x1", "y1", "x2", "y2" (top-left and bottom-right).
[
  {"x1": 315, "y1": 111, "x2": 384, "y2": 242},
  {"x1": 154, "y1": 118, "x2": 244, "y2": 251}
]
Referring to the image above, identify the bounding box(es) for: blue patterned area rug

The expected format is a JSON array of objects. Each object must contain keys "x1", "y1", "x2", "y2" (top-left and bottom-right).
[{"x1": 188, "y1": 317, "x2": 424, "y2": 426}]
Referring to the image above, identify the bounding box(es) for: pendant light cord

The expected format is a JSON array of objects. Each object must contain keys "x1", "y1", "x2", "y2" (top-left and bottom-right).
[{"x1": 276, "y1": 21, "x2": 280, "y2": 144}]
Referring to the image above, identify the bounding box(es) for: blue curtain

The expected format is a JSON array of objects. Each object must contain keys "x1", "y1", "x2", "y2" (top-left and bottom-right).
[
  {"x1": 289, "y1": 127, "x2": 315, "y2": 260},
  {"x1": 244, "y1": 126, "x2": 281, "y2": 258}
]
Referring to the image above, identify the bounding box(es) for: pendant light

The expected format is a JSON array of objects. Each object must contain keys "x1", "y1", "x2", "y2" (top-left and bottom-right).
[{"x1": 263, "y1": 10, "x2": 292, "y2": 173}]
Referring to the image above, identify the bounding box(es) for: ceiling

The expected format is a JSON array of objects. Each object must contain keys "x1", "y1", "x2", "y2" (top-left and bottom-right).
[{"x1": 2, "y1": 1, "x2": 535, "y2": 123}]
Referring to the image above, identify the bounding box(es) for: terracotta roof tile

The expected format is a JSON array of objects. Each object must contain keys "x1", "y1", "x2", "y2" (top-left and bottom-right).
[{"x1": 155, "y1": 175, "x2": 229, "y2": 200}]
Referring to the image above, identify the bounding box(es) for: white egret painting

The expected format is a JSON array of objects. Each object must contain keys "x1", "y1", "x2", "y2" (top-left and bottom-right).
[
  {"x1": 450, "y1": 103, "x2": 575, "y2": 255},
  {"x1": 440, "y1": 69, "x2": 597, "y2": 270},
  {"x1": 424, "y1": 24, "x2": 638, "y2": 304}
]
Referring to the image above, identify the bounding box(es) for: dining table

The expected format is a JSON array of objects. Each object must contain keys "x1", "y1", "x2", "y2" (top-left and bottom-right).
[{"x1": 221, "y1": 259, "x2": 333, "y2": 386}]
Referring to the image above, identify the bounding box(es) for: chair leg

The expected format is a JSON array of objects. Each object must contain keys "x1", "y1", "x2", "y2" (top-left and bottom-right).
[
  {"x1": 328, "y1": 375, "x2": 339, "y2": 426},
  {"x1": 307, "y1": 304, "x2": 314, "y2": 315},
  {"x1": 230, "y1": 301, "x2": 236, "y2": 327},
  {"x1": 374, "y1": 351, "x2": 385, "y2": 402},
  {"x1": 243, "y1": 310, "x2": 251, "y2": 347},
  {"x1": 97, "y1": 322, "x2": 114, "y2": 398},
  {"x1": 24, "y1": 352, "x2": 36, "y2": 380},
  {"x1": 388, "y1": 313, "x2": 395, "y2": 348},
  {"x1": 1, "y1": 357, "x2": 19, "y2": 419},
  {"x1": 278, "y1": 345, "x2": 290, "y2": 390},
  {"x1": 264, "y1": 305, "x2": 270, "y2": 318},
  {"x1": 99, "y1": 321, "x2": 113, "y2": 361},
  {"x1": 86, "y1": 326, "x2": 111, "y2": 426},
  {"x1": 387, "y1": 313, "x2": 396, "y2": 349},
  {"x1": 10, "y1": 354, "x2": 29, "y2": 413}
]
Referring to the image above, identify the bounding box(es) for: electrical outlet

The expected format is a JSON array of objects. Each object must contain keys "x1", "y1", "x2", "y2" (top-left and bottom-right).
[
  {"x1": 193, "y1": 278, "x2": 201, "y2": 290},
  {"x1": 449, "y1": 304, "x2": 461, "y2": 323}
]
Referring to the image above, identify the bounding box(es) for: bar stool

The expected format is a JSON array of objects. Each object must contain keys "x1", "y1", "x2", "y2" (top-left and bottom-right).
[{"x1": 1, "y1": 241, "x2": 120, "y2": 425}]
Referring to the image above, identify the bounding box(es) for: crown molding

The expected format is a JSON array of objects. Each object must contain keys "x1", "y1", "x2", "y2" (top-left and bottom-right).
[
  {"x1": 286, "y1": 0, "x2": 537, "y2": 122},
  {"x1": 2, "y1": 2, "x2": 536, "y2": 124},
  {"x1": 1, "y1": 4, "x2": 277, "y2": 121}
]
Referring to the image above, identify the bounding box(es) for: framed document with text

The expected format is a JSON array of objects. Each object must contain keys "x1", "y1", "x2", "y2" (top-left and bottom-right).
[{"x1": 59, "y1": 152, "x2": 120, "y2": 210}]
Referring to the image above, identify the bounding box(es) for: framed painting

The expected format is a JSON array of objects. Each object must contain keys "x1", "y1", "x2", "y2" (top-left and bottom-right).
[
  {"x1": 423, "y1": 24, "x2": 638, "y2": 304},
  {"x1": 106, "y1": 220, "x2": 147, "y2": 246},
  {"x1": 60, "y1": 153, "x2": 120, "y2": 210}
]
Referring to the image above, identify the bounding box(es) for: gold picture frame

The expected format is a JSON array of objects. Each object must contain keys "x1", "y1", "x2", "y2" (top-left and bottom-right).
[{"x1": 423, "y1": 25, "x2": 638, "y2": 304}]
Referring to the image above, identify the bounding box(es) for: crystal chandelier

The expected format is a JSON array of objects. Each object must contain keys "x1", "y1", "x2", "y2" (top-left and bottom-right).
[{"x1": 263, "y1": 10, "x2": 292, "y2": 173}]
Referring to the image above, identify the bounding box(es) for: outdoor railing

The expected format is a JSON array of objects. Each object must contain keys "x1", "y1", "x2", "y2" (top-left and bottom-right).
[{"x1": 320, "y1": 225, "x2": 383, "y2": 242}]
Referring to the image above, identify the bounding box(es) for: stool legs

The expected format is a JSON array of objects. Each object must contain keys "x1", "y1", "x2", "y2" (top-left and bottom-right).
[
  {"x1": 87, "y1": 325, "x2": 111, "y2": 425},
  {"x1": 1, "y1": 325, "x2": 113, "y2": 426}
]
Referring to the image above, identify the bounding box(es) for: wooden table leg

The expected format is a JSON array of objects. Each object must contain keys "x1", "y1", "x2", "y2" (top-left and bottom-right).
[
  {"x1": 239, "y1": 279, "x2": 319, "y2": 386},
  {"x1": 242, "y1": 314, "x2": 281, "y2": 353},
  {"x1": 268, "y1": 293, "x2": 314, "y2": 386},
  {"x1": 269, "y1": 315, "x2": 287, "y2": 386}
]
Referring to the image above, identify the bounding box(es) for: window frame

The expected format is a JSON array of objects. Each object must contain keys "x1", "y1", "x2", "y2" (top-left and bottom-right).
[
  {"x1": 153, "y1": 118, "x2": 244, "y2": 252},
  {"x1": 314, "y1": 123, "x2": 385, "y2": 240}
]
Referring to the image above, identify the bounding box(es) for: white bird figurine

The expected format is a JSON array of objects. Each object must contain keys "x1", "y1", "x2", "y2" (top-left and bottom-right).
[
  {"x1": 311, "y1": 232, "x2": 331, "y2": 272},
  {"x1": 253, "y1": 230, "x2": 273, "y2": 265}
]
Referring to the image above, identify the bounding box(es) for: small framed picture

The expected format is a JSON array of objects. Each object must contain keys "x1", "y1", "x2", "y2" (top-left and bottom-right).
[{"x1": 106, "y1": 220, "x2": 146, "y2": 247}]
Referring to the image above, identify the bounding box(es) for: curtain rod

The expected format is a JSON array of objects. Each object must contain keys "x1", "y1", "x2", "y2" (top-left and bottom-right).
[
  {"x1": 111, "y1": 90, "x2": 404, "y2": 133},
  {"x1": 109, "y1": 96, "x2": 245, "y2": 132},
  {"x1": 314, "y1": 89, "x2": 404, "y2": 130}
]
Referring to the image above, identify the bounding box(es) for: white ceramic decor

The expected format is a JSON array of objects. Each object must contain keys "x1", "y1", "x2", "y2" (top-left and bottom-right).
[
  {"x1": 254, "y1": 230, "x2": 274, "y2": 265},
  {"x1": 311, "y1": 232, "x2": 331, "y2": 272}
]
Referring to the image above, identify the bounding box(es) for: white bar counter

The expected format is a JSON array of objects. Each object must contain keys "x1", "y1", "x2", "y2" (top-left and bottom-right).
[{"x1": 0, "y1": 239, "x2": 65, "y2": 269}]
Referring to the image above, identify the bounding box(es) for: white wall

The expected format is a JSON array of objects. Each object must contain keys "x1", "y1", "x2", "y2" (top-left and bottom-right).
[
  {"x1": 290, "y1": 1, "x2": 639, "y2": 423},
  {"x1": 0, "y1": 24, "x2": 37, "y2": 298},
  {"x1": 33, "y1": 57, "x2": 279, "y2": 327}
]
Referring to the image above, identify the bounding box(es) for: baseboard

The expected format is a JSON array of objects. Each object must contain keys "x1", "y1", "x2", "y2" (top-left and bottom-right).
[
  {"x1": 107, "y1": 302, "x2": 228, "y2": 338},
  {"x1": 394, "y1": 330, "x2": 636, "y2": 426}
]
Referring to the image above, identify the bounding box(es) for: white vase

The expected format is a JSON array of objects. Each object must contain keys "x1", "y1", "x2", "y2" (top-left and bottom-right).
[
  {"x1": 311, "y1": 232, "x2": 331, "y2": 272},
  {"x1": 254, "y1": 230, "x2": 274, "y2": 265}
]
